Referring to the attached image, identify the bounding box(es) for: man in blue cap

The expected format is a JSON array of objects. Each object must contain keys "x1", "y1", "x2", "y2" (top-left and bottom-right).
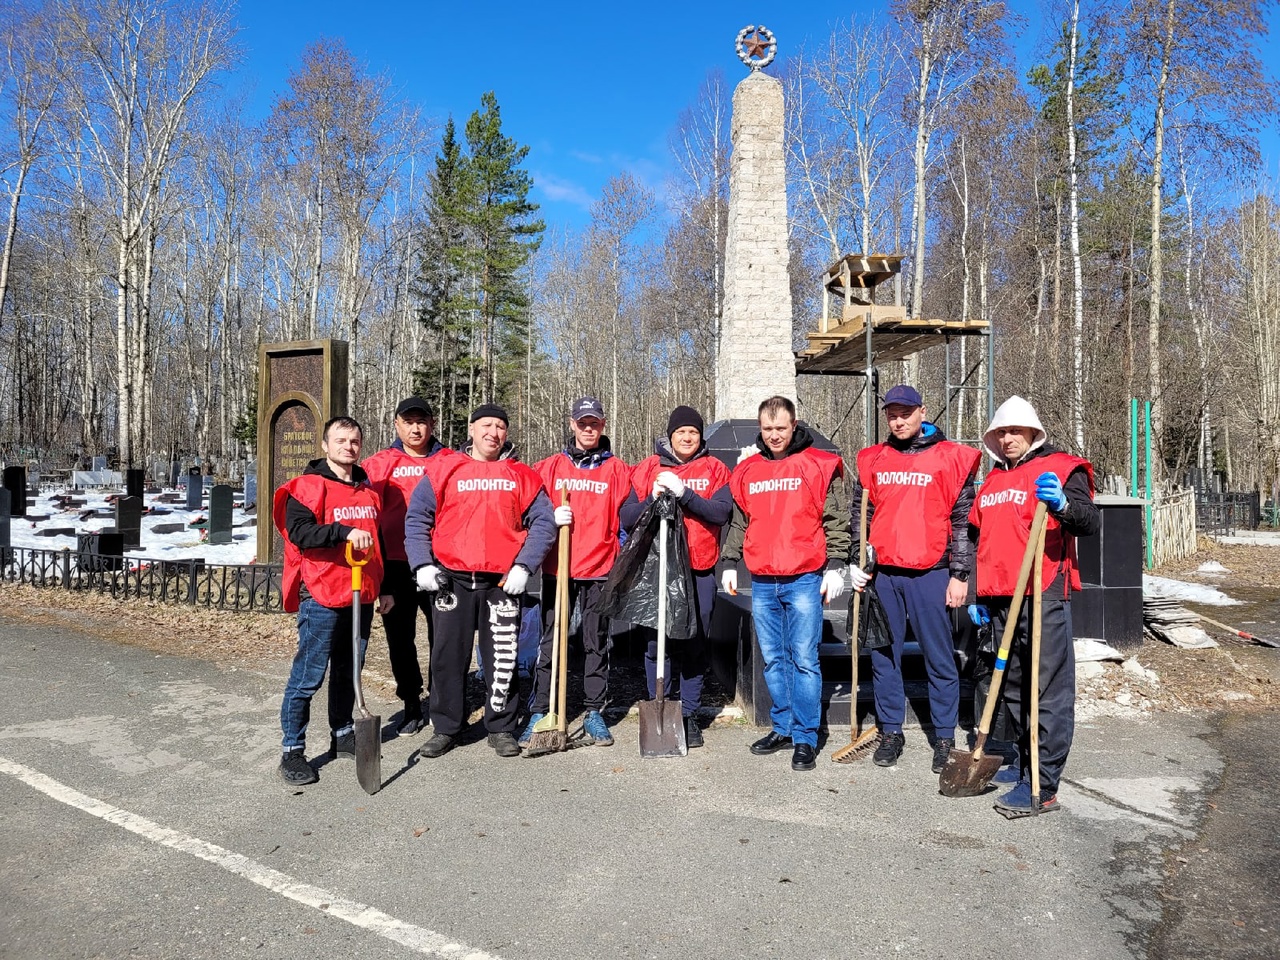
[{"x1": 851, "y1": 385, "x2": 981, "y2": 773}]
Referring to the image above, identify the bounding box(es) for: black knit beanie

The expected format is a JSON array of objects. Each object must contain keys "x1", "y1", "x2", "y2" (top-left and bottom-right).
[
  {"x1": 666, "y1": 405, "x2": 704, "y2": 439},
  {"x1": 469, "y1": 403, "x2": 509, "y2": 425}
]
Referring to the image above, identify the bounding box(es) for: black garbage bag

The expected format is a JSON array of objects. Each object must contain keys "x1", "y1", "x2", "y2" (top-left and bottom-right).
[
  {"x1": 850, "y1": 579, "x2": 893, "y2": 650},
  {"x1": 600, "y1": 494, "x2": 699, "y2": 640}
]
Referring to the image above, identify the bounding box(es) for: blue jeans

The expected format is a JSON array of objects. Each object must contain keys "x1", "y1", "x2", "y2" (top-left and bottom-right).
[
  {"x1": 280, "y1": 597, "x2": 372, "y2": 753},
  {"x1": 751, "y1": 572, "x2": 824, "y2": 748}
]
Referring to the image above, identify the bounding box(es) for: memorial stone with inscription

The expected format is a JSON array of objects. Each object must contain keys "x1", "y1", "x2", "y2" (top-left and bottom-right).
[
  {"x1": 209, "y1": 484, "x2": 234, "y2": 545},
  {"x1": 244, "y1": 460, "x2": 257, "y2": 509},
  {"x1": 256, "y1": 340, "x2": 348, "y2": 561},
  {"x1": 186, "y1": 468, "x2": 202, "y2": 510},
  {"x1": 126, "y1": 468, "x2": 144, "y2": 499},
  {"x1": 116, "y1": 496, "x2": 143, "y2": 550}
]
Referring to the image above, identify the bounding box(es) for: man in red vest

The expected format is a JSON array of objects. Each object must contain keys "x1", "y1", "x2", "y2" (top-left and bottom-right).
[
  {"x1": 523, "y1": 396, "x2": 638, "y2": 747},
  {"x1": 722, "y1": 396, "x2": 850, "y2": 772},
  {"x1": 852, "y1": 385, "x2": 981, "y2": 773},
  {"x1": 968, "y1": 396, "x2": 1098, "y2": 815},
  {"x1": 404, "y1": 404, "x2": 556, "y2": 759},
  {"x1": 272, "y1": 416, "x2": 393, "y2": 786},
  {"x1": 361, "y1": 397, "x2": 448, "y2": 738},
  {"x1": 626, "y1": 405, "x2": 733, "y2": 748}
]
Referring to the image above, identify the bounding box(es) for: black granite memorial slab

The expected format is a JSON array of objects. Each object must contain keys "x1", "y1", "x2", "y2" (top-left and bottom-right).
[
  {"x1": 208, "y1": 485, "x2": 233, "y2": 545},
  {"x1": 115, "y1": 496, "x2": 143, "y2": 551}
]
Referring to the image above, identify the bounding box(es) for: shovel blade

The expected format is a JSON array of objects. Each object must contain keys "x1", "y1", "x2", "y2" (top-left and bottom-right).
[
  {"x1": 938, "y1": 748, "x2": 1002, "y2": 798},
  {"x1": 354, "y1": 714, "x2": 381, "y2": 795},
  {"x1": 638, "y1": 698, "x2": 687, "y2": 758}
]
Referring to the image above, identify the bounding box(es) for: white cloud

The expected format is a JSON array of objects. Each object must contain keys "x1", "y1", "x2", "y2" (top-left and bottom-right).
[{"x1": 534, "y1": 172, "x2": 595, "y2": 210}]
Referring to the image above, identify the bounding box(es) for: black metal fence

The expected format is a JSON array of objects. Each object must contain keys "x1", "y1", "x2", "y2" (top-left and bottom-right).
[
  {"x1": 1194, "y1": 491, "x2": 1261, "y2": 536},
  {"x1": 0, "y1": 546, "x2": 284, "y2": 613}
]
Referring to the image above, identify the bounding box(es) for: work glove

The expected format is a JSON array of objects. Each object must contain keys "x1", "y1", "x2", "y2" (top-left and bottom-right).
[
  {"x1": 416, "y1": 564, "x2": 444, "y2": 592},
  {"x1": 554, "y1": 504, "x2": 573, "y2": 527},
  {"x1": 721, "y1": 569, "x2": 738, "y2": 595},
  {"x1": 502, "y1": 565, "x2": 529, "y2": 595},
  {"x1": 737, "y1": 444, "x2": 759, "y2": 465},
  {"x1": 968, "y1": 604, "x2": 991, "y2": 627},
  {"x1": 655, "y1": 471, "x2": 685, "y2": 498},
  {"x1": 1035, "y1": 472, "x2": 1068, "y2": 512},
  {"x1": 820, "y1": 569, "x2": 845, "y2": 603},
  {"x1": 849, "y1": 564, "x2": 872, "y2": 591}
]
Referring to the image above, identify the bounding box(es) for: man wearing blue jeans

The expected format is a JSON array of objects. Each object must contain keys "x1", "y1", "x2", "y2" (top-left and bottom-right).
[
  {"x1": 272, "y1": 416, "x2": 394, "y2": 786},
  {"x1": 721, "y1": 396, "x2": 850, "y2": 772}
]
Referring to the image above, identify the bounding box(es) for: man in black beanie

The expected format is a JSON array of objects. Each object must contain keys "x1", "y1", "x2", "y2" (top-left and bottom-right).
[{"x1": 623, "y1": 405, "x2": 733, "y2": 747}]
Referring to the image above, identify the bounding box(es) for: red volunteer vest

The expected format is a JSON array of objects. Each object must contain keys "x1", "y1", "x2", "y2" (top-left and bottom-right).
[
  {"x1": 361, "y1": 446, "x2": 442, "y2": 562},
  {"x1": 730, "y1": 448, "x2": 844, "y2": 577},
  {"x1": 272, "y1": 473, "x2": 384, "y2": 613},
  {"x1": 632, "y1": 454, "x2": 732, "y2": 571},
  {"x1": 969, "y1": 451, "x2": 1096, "y2": 597},
  {"x1": 535, "y1": 453, "x2": 633, "y2": 579},
  {"x1": 856, "y1": 440, "x2": 980, "y2": 569},
  {"x1": 427, "y1": 453, "x2": 545, "y2": 574}
]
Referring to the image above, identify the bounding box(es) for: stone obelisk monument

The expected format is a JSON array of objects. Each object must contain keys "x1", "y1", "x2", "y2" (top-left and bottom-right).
[{"x1": 715, "y1": 26, "x2": 797, "y2": 419}]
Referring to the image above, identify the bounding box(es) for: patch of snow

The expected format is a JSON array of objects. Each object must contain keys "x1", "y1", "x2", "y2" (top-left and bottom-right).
[
  {"x1": 1195, "y1": 560, "x2": 1230, "y2": 575},
  {"x1": 1211, "y1": 531, "x2": 1280, "y2": 547},
  {"x1": 1076, "y1": 638, "x2": 1124, "y2": 662},
  {"x1": 1144, "y1": 574, "x2": 1242, "y2": 606}
]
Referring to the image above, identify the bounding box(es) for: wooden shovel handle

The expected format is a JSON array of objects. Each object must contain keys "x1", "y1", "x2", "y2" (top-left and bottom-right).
[
  {"x1": 556, "y1": 489, "x2": 570, "y2": 735},
  {"x1": 1030, "y1": 518, "x2": 1047, "y2": 803}
]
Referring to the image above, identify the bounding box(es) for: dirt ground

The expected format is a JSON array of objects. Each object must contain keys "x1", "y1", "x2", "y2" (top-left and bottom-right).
[{"x1": 1, "y1": 538, "x2": 1276, "y2": 722}]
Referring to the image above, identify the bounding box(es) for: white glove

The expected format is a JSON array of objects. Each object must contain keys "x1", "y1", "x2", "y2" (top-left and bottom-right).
[
  {"x1": 655, "y1": 471, "x2": 685, "y2": 497},
  {"x1": 737, "y1": 444, "x2": 759, "y2": 465},
  {"x1": 821, "y1": 569, "x2": 845, "y2": 602},
  {"x1": 554, "y1": 504, "x2": 573, "y2": 527},
  {"x1": 502, "y1": 565, "x2": 529, "y2": 595},
  {"x1": 721, "y1": 569, "x2": 738, "y2": 595},
  {"x1": 416, "y1": 564, "x2": 444, "y2": 592},
  {"x1": 849, "y1": 565, "x2": 871, "y2": 591}
]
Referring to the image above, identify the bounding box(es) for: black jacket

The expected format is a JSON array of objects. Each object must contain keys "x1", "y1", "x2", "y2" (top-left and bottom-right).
[
  {"x1": 620, "y1": 437, "x2": 734, "y2": 533},
  {"x1": 284, "y1": 458, "x2": 372, "y2": 551}
]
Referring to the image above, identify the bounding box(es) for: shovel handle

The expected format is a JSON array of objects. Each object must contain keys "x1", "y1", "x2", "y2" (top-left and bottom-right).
[
  {"x1": 556, "y1": 489, "x2": 570, "y2": 735},
  {"x1": 655, "y1": 505, "x2": 669, "y2": 700},
  {"x1": 972, "y1": 501, "x2": 1048, "y2": 759},
  {"x1": 345, "y1": 541, "x2": 371, "y2": 721},
  {"x1": 1030, "y1": 516, "x2": 1046, "y2": 810},
  {"x1": 345, "y1": 540, "x2": 370, "y2": 593}
]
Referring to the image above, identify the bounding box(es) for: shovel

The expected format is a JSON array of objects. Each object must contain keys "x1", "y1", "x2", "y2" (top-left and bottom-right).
[
  {"x1": 639, "y1": 496, "x2": 687, "y2": 758},
  {"x1": 938, "y1": 501, "x2": 1047, "y2": 798},
  {"x1": 345, "y1": 542, "x2": 381, "y2": 795},
  {"x1": 833, "y1": 488, "x2": 880, "y2": 763},
  {"x1": 525, "y1": 491, "x2": 571, "y2": 758},
  {"x1": 1028, "y1": 518, "x2": 1047, "y2": 815}
]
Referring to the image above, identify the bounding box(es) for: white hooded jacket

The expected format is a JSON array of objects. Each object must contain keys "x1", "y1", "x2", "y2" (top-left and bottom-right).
[{"x1": 983, "y1": 396, "x2": 1047, "y2": 465}]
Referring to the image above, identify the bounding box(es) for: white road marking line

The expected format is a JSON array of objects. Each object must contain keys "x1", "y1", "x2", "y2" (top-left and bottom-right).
[{"x1": 0, "y1": 756, "x2": 502, "y2": 960}]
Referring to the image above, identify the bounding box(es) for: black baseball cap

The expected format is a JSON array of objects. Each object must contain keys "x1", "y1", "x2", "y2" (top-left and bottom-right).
[
  {"x1": 395, "y1": 397, "x2": 434, "y2": 418},
  {"x1": 571, "y1": 396, "x2": 605, "y2": 420}
]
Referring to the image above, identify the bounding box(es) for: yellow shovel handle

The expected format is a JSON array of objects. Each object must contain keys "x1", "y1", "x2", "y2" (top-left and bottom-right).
[{"x1": 344, "y1": 540, "x2": 370, "y2": 592}]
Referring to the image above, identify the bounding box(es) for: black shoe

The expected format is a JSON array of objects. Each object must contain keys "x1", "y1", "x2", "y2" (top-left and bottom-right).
[
  {"x1": 873, "y1": 731, "x2": 905, "y2": 767},
  {"x1": 488, "y1": 732, "x2": 520, "y2": 758},
  {"x1": 931, "y1": 738, "x2": 955, "y2": 774},
  {"x1": 791, "y1": 743, "x2": 817, "y2": 771},
  {"x1": 278, "y1": 750, "x2": 317, "y2": 785},
  {"x1": 685, "y1": 716, "x2": 704, "y2": 749},
  {"x1": 397, "y1": 701, "x2": 425, "y2": 737},
  {"x1": 750, "y1": 731, "x2": 793, "y2": 755},
  {"x1": 415, "y1": 732, "x2": 456, "y2": 759},
  {"x1": 330, "y1": 731, "x2": 356, "y2": 760}
]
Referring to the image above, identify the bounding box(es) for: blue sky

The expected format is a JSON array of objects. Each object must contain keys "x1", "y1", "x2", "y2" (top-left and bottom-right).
[{"x1": 230, "y1": 1, "x2": 1280, "y2": 232}]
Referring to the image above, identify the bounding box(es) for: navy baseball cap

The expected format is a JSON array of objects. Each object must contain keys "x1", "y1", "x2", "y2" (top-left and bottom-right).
[
  {"x1": 395, "y1": 396, "x2": 434, "y2": 418},
  {"x1": 571, "y1": 396, "x2": 605, "y2": 420},
  {"x1": 881, "y1": 385, "x2": 923, "y2": 409}
]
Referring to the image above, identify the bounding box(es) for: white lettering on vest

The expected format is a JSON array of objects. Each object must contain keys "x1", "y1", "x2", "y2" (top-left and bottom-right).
[
  {"x1": 456, "y1": 478, "x2": 518, "y2": 493},
  {"x1": 748, "y1": 477, "x2": 802, "y2": 495},
  {"x1": 554, "y1": 476, "x2": 609, "y2": 494},
  {"x1": 875, "y1": 471, "x2": 934, "y2": 487},
  {"x1": 685, "y1": 477, "x2": 710, "y2": 492},
  {"x1": 331, "y1": 505, "x2": 377, "y2": 521},
  {"x1": 391, "y1": 464, "x2": 426, "y2": 479},
  {"x1": 979, "y1": 488, "x2": 1028, "y2": 508}
]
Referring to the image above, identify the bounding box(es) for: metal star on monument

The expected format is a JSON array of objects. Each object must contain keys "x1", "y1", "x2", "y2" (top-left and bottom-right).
[{"x1": 745, "y1": 31, "x2": 769, "y2": 59}]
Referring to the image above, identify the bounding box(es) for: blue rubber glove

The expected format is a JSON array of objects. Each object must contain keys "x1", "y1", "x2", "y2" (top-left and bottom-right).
[
  {"x1": 1035, "y1": 472, "x2": 1068, "y2": 512},
  {"x1": 967, "y1": 604, "x2": 990, "y2": 627}
]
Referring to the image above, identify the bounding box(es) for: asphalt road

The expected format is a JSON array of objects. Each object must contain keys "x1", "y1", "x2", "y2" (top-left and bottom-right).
[{"x1": 0, "y1": 613, "x2": 1274, "y2": 960}]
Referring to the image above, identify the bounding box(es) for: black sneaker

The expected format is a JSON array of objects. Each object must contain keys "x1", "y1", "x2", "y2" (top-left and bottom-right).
[
  {"x1": 330, "y1": 731, "x2": 356, "y2": 760},
  {"x1": 397, "y1": 701, "x2": 425, "y2": 737},
  {"x1": 488, "y1": 732, "x2": 520, "y2": 757},
  {"x1": 873, "y1": 731, "x2": 905, "y2": 767},
  {"x1": 931, "y1": 738, "x2": 955, "y2": 774},
  {"x1": 750, "y1": 731, "x2": 793, "y2": 755},
  {"x1": 685, "y1": 716, "x2": 704, "y2": 749},
  {"x1": 278, "y1": 750, "x2": 317, "y2": 785},
  {"x1": 415, "y1": 732, "x2": 456, "y2": 759}
]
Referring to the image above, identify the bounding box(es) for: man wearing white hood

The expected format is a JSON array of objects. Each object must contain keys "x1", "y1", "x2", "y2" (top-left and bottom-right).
[{"x1": 968, "y1": 395, "x2": 1098, "y2": 816}]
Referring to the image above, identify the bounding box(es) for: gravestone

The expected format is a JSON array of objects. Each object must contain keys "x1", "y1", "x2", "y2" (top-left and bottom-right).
[
  {"x1": 169, "y1": 461, "x2": 180, "y2": 488},
  {"x1": 3, "y1": 466, "x2": 26, "y2": 518},
  {"x1": 78, "y1": 531, "x2": 124, "y2": 571},
  {"x1": 92, "y1": 455, "x2": 107, "y2": 472},
  {"x1": 208, "y1": 484, "x2": 234, "y2": 545},
  {"x1": 115, "y1": 496, "x2": 143, "y2": 551},
  {"x1": 126, "y1": 468, "x2": 144, "y2": 499},
  {"x1": 185, "y1": 468, "x2": 202, "y2": 510},
  {"x1": 152, "y1": 522, "x2": 185, "y2": 535},
  {"x1": 37, "y1": 527, "x2": 75, "y2": 537},
  {"x1": 0, "y1": 489, "x2": 9, "y2": 547},
  {"x1": 256, "y1": 339, "x2": 348, "y2": 561},
  {"x1": 243, "y1": 460, "x2": 257, "y2": 509}
]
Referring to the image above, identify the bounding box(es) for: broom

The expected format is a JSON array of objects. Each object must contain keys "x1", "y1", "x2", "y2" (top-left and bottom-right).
[
  {"x1": 832, "y1": 489, "x2": 881, "y2": 763},
  {"x1": 524, "y1": 491, "x2": 570, "y2": 757}
]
